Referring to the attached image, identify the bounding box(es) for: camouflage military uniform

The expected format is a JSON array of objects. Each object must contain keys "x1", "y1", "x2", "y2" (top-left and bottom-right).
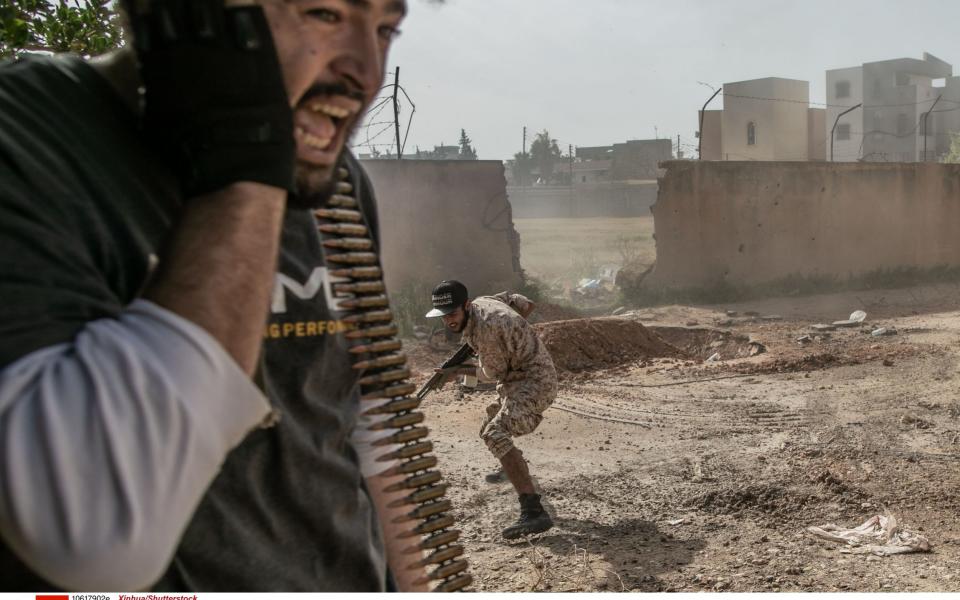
[{"x1": 461, "y1": 293, "x2": 557, "y2": 459}]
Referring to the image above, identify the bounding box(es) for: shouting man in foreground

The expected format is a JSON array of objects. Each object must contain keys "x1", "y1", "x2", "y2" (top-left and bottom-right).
[
  {"x1": 0, "y1": 0, "x2": 431, "y2": 592},
  {"x1": 426, "y1": 280, "x2": 558, "y2": 539}
]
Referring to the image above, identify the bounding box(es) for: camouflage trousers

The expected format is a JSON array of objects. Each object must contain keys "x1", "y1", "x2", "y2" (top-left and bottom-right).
[{"x1": 480, "y1": 370, "x2": 557, "y2": 460}]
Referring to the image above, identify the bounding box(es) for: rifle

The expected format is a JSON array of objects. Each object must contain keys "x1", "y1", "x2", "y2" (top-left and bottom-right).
[{"x1": 416, "y1": 343, "x2": 476, "y2": 400}]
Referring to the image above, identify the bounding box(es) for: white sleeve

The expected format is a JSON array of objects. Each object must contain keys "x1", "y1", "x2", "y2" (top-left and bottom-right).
[{"x1": 0, "y1": 299, "x2": 271, "y2": 591}]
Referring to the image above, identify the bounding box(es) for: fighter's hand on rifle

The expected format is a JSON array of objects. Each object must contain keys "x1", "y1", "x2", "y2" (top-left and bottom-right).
[
  {"x1": 432, "y1": 362, "x2": 477, "y2": 389},
  {"x1": 122, "y1": 0, "x2": 295, "y2": 197}
]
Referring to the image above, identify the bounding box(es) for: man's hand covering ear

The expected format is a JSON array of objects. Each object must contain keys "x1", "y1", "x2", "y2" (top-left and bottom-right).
[{"x1": 123, "y1": 0, "x2": 295, "y2": 196}]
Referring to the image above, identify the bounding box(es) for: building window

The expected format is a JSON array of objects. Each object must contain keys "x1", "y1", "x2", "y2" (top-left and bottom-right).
[
  {"x1": 837, "y1": 123, "x2": 851, "y2": 141},
  {"x1": 835, "y1": 80, "x2": 851, "y2": 98},
  {"x1": 747, "y1": 121, "x2": 756, "y2": 146}
]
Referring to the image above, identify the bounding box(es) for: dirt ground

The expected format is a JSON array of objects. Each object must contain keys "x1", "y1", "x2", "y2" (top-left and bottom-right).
[{"x1": 409, "y1": 283, "x2": 960, "y2": 592}]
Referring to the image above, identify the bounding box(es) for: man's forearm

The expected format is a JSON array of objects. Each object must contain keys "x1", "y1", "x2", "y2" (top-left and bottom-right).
[
  {"x1": 366, "y1": 473, "x2": 431, "y2": 592},
  {"x1": 144, "y1": 183, "x2": 286, "y2": 374}
]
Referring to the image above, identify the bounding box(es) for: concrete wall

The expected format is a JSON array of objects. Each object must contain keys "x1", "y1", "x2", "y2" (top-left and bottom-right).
[
  {"x1": 361, "y1": 159, "x2": 522, "y2": 296},
  {"x1": 646, "y1": 160, "x2": 960, "y2": 290},
  {"x1": 507, "y1": 181, "x2": 659, "y2": 218}
]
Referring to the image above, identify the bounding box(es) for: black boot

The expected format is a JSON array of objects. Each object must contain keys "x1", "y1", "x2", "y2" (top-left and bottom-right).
[{"x1": 502, "y1": 493, "x2": 553, "y2": 539}]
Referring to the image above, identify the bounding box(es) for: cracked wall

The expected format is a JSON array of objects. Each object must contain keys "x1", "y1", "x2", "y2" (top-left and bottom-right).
[
  {"x1": 362, "y1": 159, "x2": 522, "y2": 296},
  {"x1": 647, "y1": 161, "x2": 960, "y2": 290}
]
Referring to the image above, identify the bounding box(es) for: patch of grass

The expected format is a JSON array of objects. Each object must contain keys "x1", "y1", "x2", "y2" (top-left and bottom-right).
[{"x1": 623, "y1": 265, "x2": 960, "y2": 308}]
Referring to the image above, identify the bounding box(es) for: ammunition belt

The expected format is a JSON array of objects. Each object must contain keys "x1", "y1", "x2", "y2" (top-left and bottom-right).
[{"x1": 313, "y1": 166, "x2": 472, "y2": 593}]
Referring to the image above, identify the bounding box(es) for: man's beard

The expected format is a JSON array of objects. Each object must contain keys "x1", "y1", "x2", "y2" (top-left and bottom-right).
[
  {"x1": 294, "y1": 159, "x2": 339, "y2": 201},
  {"x1": 454, "y1": 308, "x2": 470, "y2": 333}
]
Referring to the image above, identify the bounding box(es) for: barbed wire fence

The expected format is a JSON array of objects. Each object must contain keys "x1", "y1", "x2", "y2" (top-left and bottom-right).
[{"x1": 351, "y1": 69, "x2": 417, "y2": 158}]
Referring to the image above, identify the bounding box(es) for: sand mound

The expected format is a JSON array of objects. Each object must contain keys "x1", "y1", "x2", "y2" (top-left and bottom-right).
[{"x1": 535, "y1": 317, "x2": 682, "y2": 372}]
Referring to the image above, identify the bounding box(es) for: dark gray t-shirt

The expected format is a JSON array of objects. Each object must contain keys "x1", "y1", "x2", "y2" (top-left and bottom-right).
[{"x1": 0, "y1": 55, "x2": 385, "y2": 592}]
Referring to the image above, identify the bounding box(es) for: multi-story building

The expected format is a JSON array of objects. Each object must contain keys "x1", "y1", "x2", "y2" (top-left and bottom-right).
[
  {"x1": 576, "y1": 139, "x2": 672, "y2": 180},
  {"x1": 699, "y1": 77, "x2": 826, "y2": 161},
  {"x1": 826, "y1": 52, "x2": 959, "y2": 162}
]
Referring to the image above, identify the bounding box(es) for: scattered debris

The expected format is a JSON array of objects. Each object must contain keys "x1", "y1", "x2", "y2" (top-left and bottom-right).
[
  {"x1": 796, "y1": 335, "x2": 812, "y2": 344},
  {"x1": 833, "y1": 310, "x2": 868, "y2": 328},
  {"x1": 748, "y1": 341, "x2": 767, "y2": 356},
  {"x1": 832, "y1": 319, "x2": 860, "y2": 328},
  {"x1": 667, "y1": 518, "x2": 685, "y2": 526},
  {"x1": 761, "y1": 315, "x2": 783, "y2": 322},
  {"x1": 807, "y1": 514, "x2": 931, "y2": 556},
  {"x1": 725, "y1": 310, "x2": 738, "y2": 317},
  {"x1": 611, "y1": 306, "x2": 627, "y2": 316},
  {"x1": 810, "y1": 323, "x2": 836, "y2": 332},
  {"x1": 743, "y1": 311, "x2": 760, "y2": 317},
  {"x1": 685, "y1": 320, "x2": 699, "y2": 327},
  {"x1": 871, "y1": 327, "x2": 897, "y2": 337},
  {"x1": 883, "y1": 359, "x2": 894, "y2": 367},
  {"x1": 707, "y1": 352, "x2": 721, "y2": 362}
]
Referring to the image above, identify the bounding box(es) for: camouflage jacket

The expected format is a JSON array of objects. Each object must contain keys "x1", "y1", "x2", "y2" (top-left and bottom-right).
[{"x1": 461, "y1": 293, "x2": 554, "y2": 383}]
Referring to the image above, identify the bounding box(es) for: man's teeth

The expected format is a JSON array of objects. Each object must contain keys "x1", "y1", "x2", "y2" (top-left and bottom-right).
[
  {"x1": 310, "y1": 102, "x2": 352, "y2": 119},
  {"x1": 296, "y1": 127, "x2": 332, "y2": 150}
]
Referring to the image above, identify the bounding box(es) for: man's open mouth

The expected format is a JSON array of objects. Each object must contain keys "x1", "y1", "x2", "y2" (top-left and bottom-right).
[{"x1": 294, "y1": 96, "x2": 364, "y2": 162}]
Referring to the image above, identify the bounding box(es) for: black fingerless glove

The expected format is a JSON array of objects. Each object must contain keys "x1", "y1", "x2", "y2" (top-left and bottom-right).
[{"x1": 124, "y1": 0, "x2": 295, "y2": 197}]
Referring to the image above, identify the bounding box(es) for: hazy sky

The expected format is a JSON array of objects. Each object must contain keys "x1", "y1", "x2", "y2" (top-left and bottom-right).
[{"x1": 351, "y1": 0, "x2": 960, "y2": 161}]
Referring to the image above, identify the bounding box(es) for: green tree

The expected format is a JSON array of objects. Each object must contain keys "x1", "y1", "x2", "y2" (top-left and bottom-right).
[
  {"x1": 529, "y1": 129, "x2": 561, "y2": 184},
  {"x1": 511, "y1": 151, "x2": 531, "y2": 186},
  {"x1": 458, "y1": 128, "x2": 477, "y2": 159},
  {"x1": 1, "y1": 1, "x2": 122, "y2": 60},
  {"x1": 944, "y1": 132, "x2": 960, "y2": 164}
]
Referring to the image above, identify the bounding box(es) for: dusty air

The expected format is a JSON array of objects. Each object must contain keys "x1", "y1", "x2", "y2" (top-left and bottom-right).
[{"x1": 0, "y1": 0, "x2": 958, "y2": 595}]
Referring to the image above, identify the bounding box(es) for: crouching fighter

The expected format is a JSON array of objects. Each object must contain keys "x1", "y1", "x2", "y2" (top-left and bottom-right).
[{"x1": 425, "y1": 280, "x2": 557, "y2": 539}]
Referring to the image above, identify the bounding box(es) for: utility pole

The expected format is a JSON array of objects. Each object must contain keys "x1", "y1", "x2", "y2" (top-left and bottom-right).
[
  {"x1": 568, "y1": 143, "x2": 574, "y2": 185},
  {"x1": 392, "y1": 66, "x2": 401, "y2": 160},
  {"x1": 698, "y1": 87, "x2": 721, "y2": 159},
  {"x1": 922, "y1": 95, "x2": 942, "y2": 162},
  {"x1": 830, "y1": 103, "x2": 861, "y2": 162},
  {"x1": 677, "y1": 134, "x2": 681, "y2": 159}
]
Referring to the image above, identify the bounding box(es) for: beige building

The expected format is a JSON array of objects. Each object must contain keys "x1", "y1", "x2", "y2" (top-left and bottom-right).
[
  {"x1": 827, "y1": 53, "x2": 959, "y2": 162},
  {"x1": 699, "y1": 77, "x2": 826, "y2": 161}
]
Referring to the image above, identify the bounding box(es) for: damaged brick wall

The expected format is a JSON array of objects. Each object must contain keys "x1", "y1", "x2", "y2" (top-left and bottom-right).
[
  {"x1": 647, "y1": 161, "x2": 960, "y2": 290},
  {"x1": 361, "y1": 159, "x2": 523, "y2": 296}
]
